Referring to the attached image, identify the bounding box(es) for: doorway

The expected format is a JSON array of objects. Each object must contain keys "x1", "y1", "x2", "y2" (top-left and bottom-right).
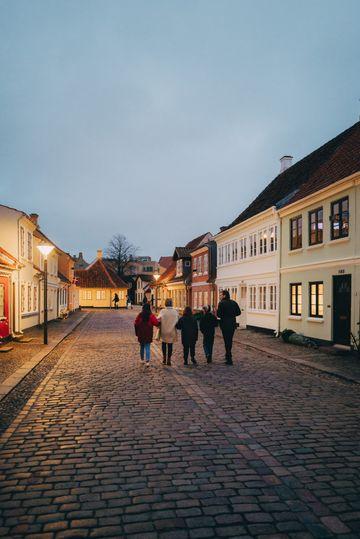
[
  {"x1": 239, "y1": 285, "x2": 247, "y2": 328},
  {"x1": 333, "y1": 274, "x2": 351, "y2": 345},
  {"x1": 0, "y1": 276, "x2": 10, "y2": 339}
]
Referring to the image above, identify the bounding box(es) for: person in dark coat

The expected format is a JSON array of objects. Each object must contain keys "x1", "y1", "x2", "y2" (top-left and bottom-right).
[
  {"x1": 176, "y1": 306, "x2": 198, "y2": 365},
  {"x1": 199, "y1": 305, "x2": 218, "y2": 363},
  {"x1": 134, "y1": 303, "x2": 159, "y2": 366},
  {"x1": 217, "y1": 290, "x2": 241, "y2": 365},
  {"x1": 113, "y1": 293, "x2": 119, "y2": 309}
]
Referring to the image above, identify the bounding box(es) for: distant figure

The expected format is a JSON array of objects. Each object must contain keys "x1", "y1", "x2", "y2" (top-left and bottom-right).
[
  {"x1": 113, "y1": 293, "x2": 119, "y2": 309},
  {"x1": 127, "y1": 297, "x2": 133, "y2": 309},
  {"x1": 134, "y1": 303, "x2": 159, "y2": 367},
  {"x1": 199, "y1": 305, "x2": 218, "y2": 364},
  {"x1": 176, "y1": 306, "x2": 198, "y2": 366},
  {"x1": 217, "y1": 290, "x2": 241, "y2": 365},
  {"x1": 158, "y1": 298, "x2": 178, "y2": 366}
]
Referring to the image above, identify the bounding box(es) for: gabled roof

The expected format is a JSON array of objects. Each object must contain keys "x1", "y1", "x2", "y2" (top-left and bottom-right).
[
  {"x1": 75, "y1": 258, "x2": 128, "y2": 289},
  {"x1": 135, "y1": 274, "x2": 154, "y2": 283},
  {"x1": 153, "y1": 261, "x2": 176, "y2": 285},
  {"x1": 159, "y1": 256, "x2": 173, "y2": 270},
  {"x1": 225, "y1": 121, "x2": 360, "y2": 231},
  {"x1": 173, "y1": 232, "x2": 211, "y2": 260},
  {"x1": 0, "y1": 246, "x2": 19, "y2": 269},
  {"x1": 59, "y1": 272, "x2": 71, "y2": 284}
]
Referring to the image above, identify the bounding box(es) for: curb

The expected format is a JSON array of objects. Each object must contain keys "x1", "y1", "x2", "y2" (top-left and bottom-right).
[
  {"x1": 0, "y1": 312, "x2": 89, "y2": 402},
  {"x1": 231, "y1": 336, "x2": 360, "y2": 385}
]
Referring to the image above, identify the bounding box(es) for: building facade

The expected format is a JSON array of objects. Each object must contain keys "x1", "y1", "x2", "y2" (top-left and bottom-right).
[
  {"x1": 191, "y1": 239, "x2": 217, "y2": 312},
  {"x1": 75, "y1": 250, "x2": 128, "y2": 308}
]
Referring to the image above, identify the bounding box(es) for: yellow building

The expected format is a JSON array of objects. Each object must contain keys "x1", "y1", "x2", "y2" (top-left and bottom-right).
[
  {"x1": 279, "y1": 121, "x2": 360, "y2": 346},
  {"x1": 75, "y1": 250, "x2": 128, "y2": 308}
]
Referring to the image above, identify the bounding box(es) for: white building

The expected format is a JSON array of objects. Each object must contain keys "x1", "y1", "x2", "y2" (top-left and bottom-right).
[{"x1": 215, "y1": 207, "x2": 280, "y2": 331}]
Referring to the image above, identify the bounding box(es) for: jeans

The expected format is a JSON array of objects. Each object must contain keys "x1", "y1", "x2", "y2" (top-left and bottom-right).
[
  {"x1": 221, "y1": 325, "x2": 235, "y2": 361},
  {"x1": 183, "y1": 342, "x2": 196, "y2": 362},
  {"x1": 162, "y1": 342, "x2": 173, "y2": 360},
  {"x1": 140, "y1": 343, "x2": 151, "y2": 362},
  {"x1": 203, "y1": 334, "x2": 214, "y2": 358}
]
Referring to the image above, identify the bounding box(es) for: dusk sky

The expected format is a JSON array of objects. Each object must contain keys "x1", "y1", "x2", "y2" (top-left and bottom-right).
[{"x1": 1, "y1": 0, "x2": 359, "y2": 262}]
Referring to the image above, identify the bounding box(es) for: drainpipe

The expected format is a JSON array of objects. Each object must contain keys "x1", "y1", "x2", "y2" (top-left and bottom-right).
[
  {"x1": 277, "y1": 209, "x2": 281, "y2": 336},
  {"x1": 16, "y1": 214, "x2": 22, "y2": 334}
]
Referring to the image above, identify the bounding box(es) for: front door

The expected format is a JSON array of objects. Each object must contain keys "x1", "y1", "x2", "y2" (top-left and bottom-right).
[
  {"x1": 333, "y1": 274, "x2": 351, "y2": 345},
  {"x1": 0, "y1": 276, "x2": 10, "y2": 339}
]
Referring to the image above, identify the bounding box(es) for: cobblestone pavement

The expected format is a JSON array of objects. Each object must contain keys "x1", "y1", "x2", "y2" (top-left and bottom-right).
[
  {"x1": 0, "y1": 311, "x2": 85, "y2": 384},
  {"x1": 0, "y1": 310, "x2": 359, "y2": 539},
  {"x1": 232, "y1": 329, "x2": 360, "y2": 384}
]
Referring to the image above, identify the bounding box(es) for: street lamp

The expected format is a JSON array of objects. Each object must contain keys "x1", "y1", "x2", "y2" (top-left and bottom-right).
[
  {"x1": 153, "y1": 272, "x2": 160, "y2": 312},
  {"x1": 37, "y1": 244, "x2": 54, "y2": 344}
]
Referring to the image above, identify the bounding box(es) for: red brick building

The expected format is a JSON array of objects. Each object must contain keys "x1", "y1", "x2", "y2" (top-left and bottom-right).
[{"x1": 191, "y1": 238, "x2": 217, "y2": 312}]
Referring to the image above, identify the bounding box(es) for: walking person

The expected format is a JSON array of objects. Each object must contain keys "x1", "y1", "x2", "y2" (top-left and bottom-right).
[
  {"x1": 134, "y1": 303, "x2": 159, "y2": 367},
  {"x1": 176, "y1": 307, "x2": 198, "y2": 366},
  {"x1": 217, "y1": 290, "x2": 241, "y2": 365},
  {"x1": 113, "y1": 293, "x2": 119, "y2": 309},
  {"x1": 158, "y1": 298, "x2": 178, "y2": 366},
  {"x1": 199, "y1": 305, "x2": 218, "y2": 363}
]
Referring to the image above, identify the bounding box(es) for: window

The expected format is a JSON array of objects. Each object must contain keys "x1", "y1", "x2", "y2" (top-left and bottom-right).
[
  {"x1": 240, "y1": 238, "x2": 247, "y2": 259},
  {"x1": 21, "y1": 284, "x2": 25, "y2": 313},
  {"x1": 226, "y1": 244, "x2": 230, "y2": 263},
  {"x1": 309, "y1": 208, "x2": 323, "y2": 245},
  {"x1": 259, "y1": 285, "x2": 267, "y2": 310},
  {"x1": 33, "y1": 286, "x2": 38, "y2": 311},
  {"x1": 198, "y1": 256, "x2": 203, "y2": 274},
  {"x1": 28, "y1": 284, "x2": 32, "y2": 312},
  {"x1": 269, "y1": 285, "x2": 277, "y2": 311},
  {"x1": 270, "y1": 226, "x2": 278, "y2": 252},
  {"x1": 96, "y1": 290, "x2": 106, "y2": 300},
  {"x1": 250, "y1": 234, "x2": 257, "y2": 257},
  {"x1": 204, "y1": 291, "x2": 208, "y2": 306},
  {"x1": 0, "y1": 284, "x2": 4, "y2": 317},
  {"x1": 27, "y1": 232, "x2": 33, "y2": 261},
  {"x1": 259, "y1": 230, "x2": 267, "y2": 255},
  {"x1": 331, "y1": 196, "x2": 349, "y2": 240},
  {"x1": 309, "y1": 282, "x2": 324, "y2": 318},
  {"x1": 83, "y1": 290, "x2": 92, "y2": 300},
  {"x1": 290, "y1": 216, "x2": 302, "y2": 250},
  {"x1": 290, "y1": 283, "x2": 302, "y2": 316},
  {"x1": 231, "y1": 287, "x2": 237, "y2": 301},
  {"x1": 231, "y1": 242, "x2": 238, "y2": 262},
  {"x1": 20, "y1": 226, "x2": 25, "y2": 257},
  {"x1": 203, "y1": 254, "x2": 208, "y2": 274},
  {"x1": 184, "y1": 260, "x2": 191, "y2": 267},
  {"x1": 176, "y1": 260, "x2": 182, "y2": 276},
  {"x1": 249, "y1": 286, "x2": 256, "y2": 309}
]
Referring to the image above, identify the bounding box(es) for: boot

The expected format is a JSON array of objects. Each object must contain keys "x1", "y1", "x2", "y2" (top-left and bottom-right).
[
  {"x1": 207, "y1": 356, "x2": 212, "y2": 364},
  {"x1": 191, "y1": 357, "x2": 197, "y2": 365},
  {"x1": 167, "y1": 358, "x2": 172, "y2": 366},
  {"x1": 184, "y1": 360, "x2": 188, "y2": 366},
  {"x1": 162, "y1": 356, "x2": 166, "y2": 365}
]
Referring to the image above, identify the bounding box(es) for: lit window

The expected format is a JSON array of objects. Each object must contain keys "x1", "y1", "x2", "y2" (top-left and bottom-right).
[
  {"x1": 28, "y1": 284, "x2": 32, "y2": 312},
  {"x1": 259, "y1": 230, "x2": 267, "y2": 255},
  {"x1": 269, "y1": 285, "x2": 277, "y2": 311},
  {"x1": 250, "y1": 234, "x2": 257, "y2": 257},
  {"x1": 240, "y1": 238, "x2": 247, "y2": 259},
  {"x1": 259, "y1": 285, "x2": 267, "y2": 310},
  {"x1": 270, "y1": 226, "x2": 278, "y2": 252},
  {"x1": 20, "y1": 227, "x2": 25, "y2": 258},
  {"x1": 290, "y1": 283, "x2": 302, "y2": 315},
  {"x1": 309, "y1": 282, "x2": 324, "y2": 318}
]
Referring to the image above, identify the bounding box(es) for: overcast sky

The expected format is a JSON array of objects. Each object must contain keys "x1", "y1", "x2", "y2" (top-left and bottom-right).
[{"x1": 1, "y1": 0, "x2": 359, "y2": 262}]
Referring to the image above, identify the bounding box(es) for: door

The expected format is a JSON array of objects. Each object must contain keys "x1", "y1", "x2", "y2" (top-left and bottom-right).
[
  {"x1": 333, "y1": 275, "x2": 351, "y2": 345},
  {"x1": 0, "y1": 276, "x2": 10, "y2": 339},
  {"x1": 239, "y1": 285, "x2": 247, "y2": 328}
]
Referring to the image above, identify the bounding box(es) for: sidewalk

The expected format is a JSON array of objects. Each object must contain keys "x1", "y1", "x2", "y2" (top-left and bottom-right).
[
  {"x1": 0, "y1": 310, "x2": 88, "y2": 401},
  {"x1": 230, "y1": 327, "x2": 360, "y2": 384}
]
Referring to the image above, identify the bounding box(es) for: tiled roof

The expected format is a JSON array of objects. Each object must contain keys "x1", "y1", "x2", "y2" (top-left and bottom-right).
[
  {"x1": 154, "y1": 261, "x2": 176, "y2": 285},
  {"x1": 75, "y1": 259, "x2": 128, "y2": 289},
  {"x1": 58, "y1": 272, "x2": 71, "y2": 284},
  {"x1": 173, "y1": 233, "x2": 211, "y2": 260},
  {"x1": 136, "y1": 274, "x2": 154, "y2": 283},
  {"x1": 225, "y1": 121, "x2": 360, "y2": 230},
  {"x1": 159, "y1": 256, "x2": 173, "y2": 269},
  {"x1": 0, "y1": 246, "x2": 18, "y2": 269},
  {"x1": 185, "y1": 233, "x2": 210, "y2": 250}
]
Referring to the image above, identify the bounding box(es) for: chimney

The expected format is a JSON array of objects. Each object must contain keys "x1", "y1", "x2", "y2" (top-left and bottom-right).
[
  {"x1": 29, "y1": 213, "x2": 39, "y2": 227},
  {"x1": 97, "y1": 249, "x2": 103, "y2": 259},
  {"x1": 280, "y1": 155, "x2": 293, "y2": 173}
]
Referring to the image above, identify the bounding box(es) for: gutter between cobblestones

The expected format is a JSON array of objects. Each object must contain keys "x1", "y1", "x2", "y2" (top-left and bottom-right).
[
  {"x1": 229, "y1": 335, "x2": 360, "y2": 385},
  {"x1": 0, "y1": 312, "x2": 89, "y2": 403}
]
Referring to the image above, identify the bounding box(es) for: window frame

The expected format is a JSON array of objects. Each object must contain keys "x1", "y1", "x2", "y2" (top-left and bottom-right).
[
  {"x1": 290, "y1": 216, "x2": 302, "y2": 250},
  {"x1": 290, "y1": 283, "x2": 302, "y2": 316},
  {"x1": 330, "y1": 196, "x2": 349, "y2": 240},
  {"x1": 309, "y1": 281, "x2": 324, "y2": 318},
  {"x1": 308, "y1": 207, "x2": 323, "y2": 246}
]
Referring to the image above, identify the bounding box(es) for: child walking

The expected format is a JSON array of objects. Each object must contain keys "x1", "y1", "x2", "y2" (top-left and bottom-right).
[
  {"x1": 199, "y1": 305, "x2": 218, "y2": 363},
  {"x1": 134, "y1": 303, "x2": 159, "y2": 366},
  {"x1": 176, "y1": 306, "x2": 198, "y2": 366}
]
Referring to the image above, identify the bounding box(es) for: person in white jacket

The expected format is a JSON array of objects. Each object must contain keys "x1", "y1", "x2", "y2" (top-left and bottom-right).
[{"x1": 158, "y1": 298, "x2": 179, "y2": 366}]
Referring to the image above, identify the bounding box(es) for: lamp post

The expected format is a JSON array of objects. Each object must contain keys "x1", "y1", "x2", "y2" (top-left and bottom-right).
[
  {"x1": 37, "y1": 244, "x2": 54, "y2": 344},
  {"x1": 153, "y1": 272, "x2": 160, "y2": 312}
]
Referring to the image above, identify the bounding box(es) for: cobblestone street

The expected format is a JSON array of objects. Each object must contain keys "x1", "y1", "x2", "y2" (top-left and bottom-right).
[{"x1": 0, "y1": 310, "x2": 359, "y2": 539}]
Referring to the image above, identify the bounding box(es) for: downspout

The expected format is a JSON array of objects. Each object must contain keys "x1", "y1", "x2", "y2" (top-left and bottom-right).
[{"x1": 16, "y1": 214, "x2": 22, "y2": 334}]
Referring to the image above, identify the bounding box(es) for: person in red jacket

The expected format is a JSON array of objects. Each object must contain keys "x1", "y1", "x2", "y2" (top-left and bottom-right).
[{"x1": 134, "y1": 303, "x2": 160, "y2": 366}]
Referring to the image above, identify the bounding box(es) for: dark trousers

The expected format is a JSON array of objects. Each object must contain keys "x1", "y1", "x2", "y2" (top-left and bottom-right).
[
  {"x1": 203, "y1": 334, "x2": 214, "y2": 358},
  {"x1": 221, "y1": 325, "x2": 235, "y2": 361},
  {"x1": 183, "y1": 342, "x2": 196, "y2": 362},
  {"x1": 162, "y1": 342, "x2": 173, "y2": 360}
]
